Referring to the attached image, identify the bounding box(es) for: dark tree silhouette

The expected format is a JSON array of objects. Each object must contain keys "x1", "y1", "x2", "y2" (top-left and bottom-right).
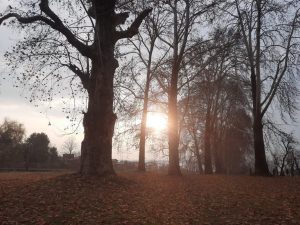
[
  {"x1": 0, "y1": 119, "x2": 25, "y2": 167},
  {"x1": 26, "y1": 132, "x2": 50, "y2": 164},
  {"x1": 0, "y1": 0, "x2": 152, "y2": 176}
]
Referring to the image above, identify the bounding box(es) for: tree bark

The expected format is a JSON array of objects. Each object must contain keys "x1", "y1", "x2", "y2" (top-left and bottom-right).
[
  {"x1": 253, "y1": 117, "x2": 270, "y2": 176},
  {"x1": 168, "y1": 65, "x2": 181, "y2": 175},
  {"x1": 195, "y1": 141, "x2": 203, "y2": 174},
  {"x1": 79, "y1": 62, "x2": 117, "y2": 176},
  {"x1": 204, "y1": 103, "x2": 213, "y2": 174},
  {"x1": 80, "y1": 4, "x2": 117, "y2": 176},
  {"x1": 138, "y1": 79, "x2": 151, "y2": 172},
  {"x1": 190, "y1": 128, "x2": 203, "y2": 174}
]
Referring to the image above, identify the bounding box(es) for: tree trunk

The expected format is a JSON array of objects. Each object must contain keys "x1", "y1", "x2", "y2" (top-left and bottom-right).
[
  {"x1": 79, "y1": 63, "x2": 117, "y2": 176},
  {"x1": 24, "y1": 146, "x2": 29, "y2": 171},
  {"x1": 213, "y1": 127, "x2": 224, "y2": 174},
  {"x1": 204, "y1": 105, "x2": 213, "y2": 174},
  {"x1": 253, "y1": 118, "x2": 270, "y2": 176},
  {"x1": 214, "y1": 148, "x2": 224, "y2": 174},
  {"x1": 195, "y1": 144, "x2": 203, "y2": 174},
  {"x1": 138, "y1": 79, "x2": 151, "y2": 172},
  {"x1": 294, "y1": 156, "x2": 300, "y2": 175},
  {"x1": 191, "y1": 129, "x2": 203, "y2": 174},
  {"x1": 168, "y1": 67, "x2": 181, "y2": 175},
  {"x1": 79, "y1": 6, "x2": 117, "y2": 176}
]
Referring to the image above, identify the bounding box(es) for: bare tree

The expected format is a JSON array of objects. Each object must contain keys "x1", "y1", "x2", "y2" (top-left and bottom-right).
[
  {"x1": 222, "y1": 0, "x2": 300, "y2": 175},
  {"x1": 0, "y1": 0, "x2": 152, "y2": 176},
  {"x1": 152, "y1": 0, "x2": 218, "y2": 175},
  {"x1": 63, "y1": 137, "x2": 78, "y2": 155},
  {"x1": 120, "y1": 3, "x2": 167, "y2": 172}
]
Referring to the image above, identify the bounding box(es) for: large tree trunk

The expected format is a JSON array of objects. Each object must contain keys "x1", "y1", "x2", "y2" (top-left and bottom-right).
[
  {"x1": 252, "y1": 0, "x2": 270, "y2": 176},
  {"x1": 80, "y1": 3, "x2": 117, "y2": 176},
  {"x1": 168, "y1": 67, "x2": 181, "y2": 175},
  {"x1": 79, "y1": 62, "x2": 117, "y2": 176},
  {"x1": 253, "y1": 118, "x2": 270, "y2": 176}
]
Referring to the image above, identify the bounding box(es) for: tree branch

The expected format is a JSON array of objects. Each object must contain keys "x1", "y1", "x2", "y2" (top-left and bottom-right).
[
  {"x1": 39, "y1": 0, "x2": 92, "y2": 58},
  {"x1": 64, "y1": 63, "x2": 90, "y2": 90},
  {"x1": 261, "y1": 8, "x2": 300, "y2": 117},
  {"x1": 114, "y1": 12, "x2": 130, "y2": 26},
  {"x1": 115, "y1": 8, "x2": 152, "y2": 40},
  {"x1": 0, "y1": 13, "x2": 54, "y2": 27},
  {"x1": 0, "y1": 1, "x2": 93, "y2": 58}
]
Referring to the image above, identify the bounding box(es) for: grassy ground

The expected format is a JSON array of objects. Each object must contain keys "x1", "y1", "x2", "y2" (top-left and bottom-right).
[{"x1": 0, "y1": 171, "x2": 299, "y2": 225}]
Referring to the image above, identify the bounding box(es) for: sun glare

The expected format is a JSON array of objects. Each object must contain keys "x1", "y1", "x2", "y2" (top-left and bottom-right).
[{"x1": 146, "y1": 113, "x2": 167, "y2": 131}]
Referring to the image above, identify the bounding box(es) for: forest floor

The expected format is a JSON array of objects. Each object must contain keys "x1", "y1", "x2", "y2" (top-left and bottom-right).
[{"x1": 0, "y1": 171, "x2": 300, "y2": 225}]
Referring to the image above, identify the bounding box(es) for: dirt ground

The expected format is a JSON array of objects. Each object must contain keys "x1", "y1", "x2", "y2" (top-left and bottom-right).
[{"x1": 0, "y1": 171, "x2": 299, "y2": 225}]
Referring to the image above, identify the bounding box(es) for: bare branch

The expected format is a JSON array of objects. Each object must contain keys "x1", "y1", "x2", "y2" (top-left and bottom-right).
[
  {"x1": 115, "y1": 8, "x2": 152, "y2": 40},
  {"x1": 64, "y1": 64, "x2": 90, "y2": 90},
  {"x1": 39, "y1": 0, "x2": 92, "y2": 58},
  {"x1": 0, "y1": 1, "x2": 93, "y2": 58}
]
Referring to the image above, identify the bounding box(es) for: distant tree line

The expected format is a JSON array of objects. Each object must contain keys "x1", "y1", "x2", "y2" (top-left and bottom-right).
[{"x1": 0, "y1": 118, "x2": 62, "y2": 170}]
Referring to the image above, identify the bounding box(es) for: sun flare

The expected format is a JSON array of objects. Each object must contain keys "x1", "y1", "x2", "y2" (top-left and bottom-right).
[{"x1": 146, "y1": 112, "x2": 167, "y2": 131}]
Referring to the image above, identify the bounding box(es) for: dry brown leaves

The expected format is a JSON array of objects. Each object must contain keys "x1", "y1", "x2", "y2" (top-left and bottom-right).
[{"x1": 0, "y1": 172, "x2": 300, "y2": 225}]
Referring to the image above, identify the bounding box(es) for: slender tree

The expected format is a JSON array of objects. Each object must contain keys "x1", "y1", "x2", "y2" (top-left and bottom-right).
[
  {"x1": 227, "y1": 0, "x2": 300, "y2": 175},
  {"x1": 153, "y1": 0, "x2": 217, "y2": 175},
  {"x1": 121, "y1": 4, "x2": 166, "y2": 171}
]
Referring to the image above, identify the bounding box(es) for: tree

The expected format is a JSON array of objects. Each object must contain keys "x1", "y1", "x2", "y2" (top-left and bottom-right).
[
  {"x1": 0, "y1": 118, "x2": 25, "y2": 146},
  {"x1": 266, "y1": 124, "x2": 300, "y2": 176},
  {"x1": 26, "y1": 132, "x2": 50, "y2": 163},
  {"x1": 135, "y1": 6, "x2": 163, "y2": 172},
  {"x1": 152, "y1": 0, "x2": 218, "y2": 175},
  {"x1": 63, "y1": 137, "x2": 78, "y2": 155},
  {"x1": 48, "y1": 146, "x2": 59, "y2": 163},
  {"x1": 224, "y1": 0, "x2": 300, "y2": 175},
  {"x1": 118, "y1": 2, "x2": 168, "y2": 172},
  {"x1": 0, "y1": 119, "x2": 25, "y2": 167},
  {"x1": 0, "y1": 0, "x2": 152, "y2": 176}
]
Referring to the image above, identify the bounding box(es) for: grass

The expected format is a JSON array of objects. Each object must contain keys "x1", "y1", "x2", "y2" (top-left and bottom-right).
[{"x1": 0, "y1": 171, "x2": 300, "y2": 225}]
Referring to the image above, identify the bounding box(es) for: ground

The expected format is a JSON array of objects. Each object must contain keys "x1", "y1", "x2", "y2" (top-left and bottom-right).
[{"x1": 0, "y1": 172, "x2": 299, "y2": 225}]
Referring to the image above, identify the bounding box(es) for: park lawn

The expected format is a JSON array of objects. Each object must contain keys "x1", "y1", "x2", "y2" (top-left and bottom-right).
[{"x1": 0, "y1": 171, "x2": 299, "y2": 225}]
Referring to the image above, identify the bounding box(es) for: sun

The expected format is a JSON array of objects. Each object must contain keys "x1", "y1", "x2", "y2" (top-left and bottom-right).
[{"x1": 146, "y1": 112, "x2": 167, "y2": 131}]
